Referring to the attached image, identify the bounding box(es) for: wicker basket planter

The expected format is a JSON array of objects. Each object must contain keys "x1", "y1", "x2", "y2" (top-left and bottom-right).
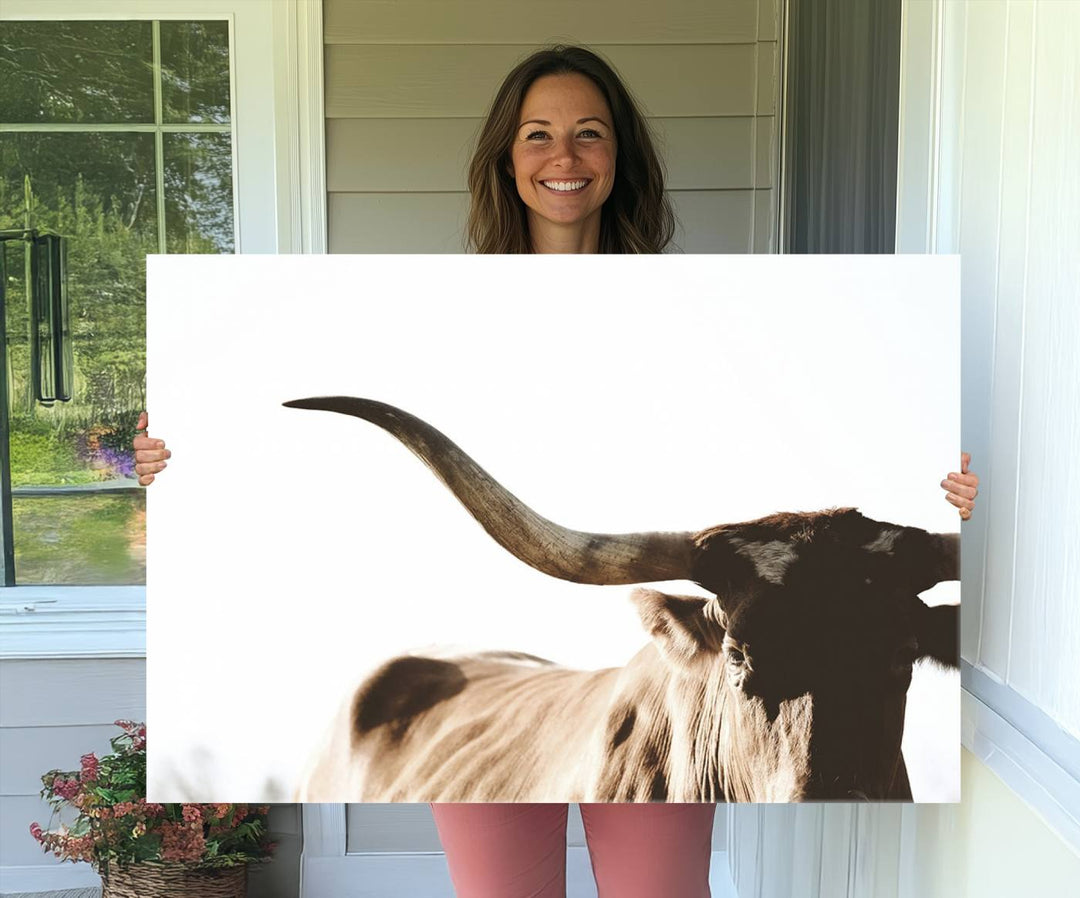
[{"x1": 101, "y1": 862, "x2": 247, "y2": 898}]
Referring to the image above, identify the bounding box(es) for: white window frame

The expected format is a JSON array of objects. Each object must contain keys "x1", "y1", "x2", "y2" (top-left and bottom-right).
[
  {"x1": 0, "y1": 0, "x2": 326, "y2": 659},
  {"x1": 895, "y1": 0, "x2": 1080, "y2": 853}
]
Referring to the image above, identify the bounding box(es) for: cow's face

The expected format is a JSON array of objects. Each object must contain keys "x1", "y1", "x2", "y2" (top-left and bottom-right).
[{"x1": 635, "y1": 509, "x2": 958, "y2": 801}]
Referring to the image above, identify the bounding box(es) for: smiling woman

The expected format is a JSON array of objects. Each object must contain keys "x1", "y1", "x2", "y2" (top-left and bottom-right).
[
  {"x1": 509, "y1": 74, "x2": 617, "y2": 250},
  {"x1": 466, "y1": 45, "x2": 674, "y2": 254}
]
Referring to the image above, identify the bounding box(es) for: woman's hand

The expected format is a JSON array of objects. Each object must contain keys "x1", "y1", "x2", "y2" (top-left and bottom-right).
[
  {"x1": 942, "y1": 452, "x2": 979, "y2": 521},
  {"x1": 133, "y1": 411, "x2": 171, "y2": 486}
]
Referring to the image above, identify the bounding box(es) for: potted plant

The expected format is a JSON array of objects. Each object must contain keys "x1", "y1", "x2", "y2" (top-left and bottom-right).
[{"x1": 31, "y1": 720, "x2": 274, "y2": 897}]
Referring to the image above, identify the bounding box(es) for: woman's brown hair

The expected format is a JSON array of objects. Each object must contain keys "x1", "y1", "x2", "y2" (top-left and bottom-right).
[{"x1": 466, "y1": 46, "x2": 676, "y2": 254}]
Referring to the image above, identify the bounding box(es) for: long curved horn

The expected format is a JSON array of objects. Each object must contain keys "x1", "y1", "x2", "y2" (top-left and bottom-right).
[{"x1": 283, "y1": 396, "x2": 695, "y2": 585}]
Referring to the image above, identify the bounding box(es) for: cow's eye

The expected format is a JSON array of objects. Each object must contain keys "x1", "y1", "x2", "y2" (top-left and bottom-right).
[
  {"x1": 723, "y1": 638, "x2": 750, "y2": 669},
  {"x1": 724, "y1": 642, "x2": 754, "y2": 691}
]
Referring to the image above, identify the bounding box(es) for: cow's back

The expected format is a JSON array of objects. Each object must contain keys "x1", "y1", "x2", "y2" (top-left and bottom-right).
[{"x1": 299, "y1": 651, "x2": 620, "y2": 801}]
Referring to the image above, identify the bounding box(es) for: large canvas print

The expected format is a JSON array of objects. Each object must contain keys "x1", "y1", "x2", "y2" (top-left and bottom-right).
[{"x1": 146, "y1": 254, "x2": 960, "y2": 803}]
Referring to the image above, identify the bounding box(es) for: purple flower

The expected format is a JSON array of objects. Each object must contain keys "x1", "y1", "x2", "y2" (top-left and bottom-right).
[{"x1": 96, "y1": 446, "x2": 136, "y2": 479}]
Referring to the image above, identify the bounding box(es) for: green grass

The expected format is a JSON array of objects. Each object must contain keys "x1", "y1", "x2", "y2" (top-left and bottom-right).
[{"x1": 13, "y1": 492, "x2": 145, "y2": 584}]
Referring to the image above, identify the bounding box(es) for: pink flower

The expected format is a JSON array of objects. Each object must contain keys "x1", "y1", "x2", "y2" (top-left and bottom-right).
[
  {"x1": 80, "y1": 753, "x2": 99, "y2": 782},
  {"x1": 30, "y1": 822, "x2": 43, "y2": 842},
  {"x1": 181, "y1": 805, "x2": 202, "y2": 824},
  {"x1": 160, "y1": 821, "x2": 205, "y2": 863},
  {"x1": 52, "y1": 777, "x2": 80, "y2": 801}
]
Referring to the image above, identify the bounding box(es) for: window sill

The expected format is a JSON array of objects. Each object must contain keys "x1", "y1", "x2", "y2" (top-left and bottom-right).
[{"x1": 0, "y1": 586, "x2": 145, "y2": 659}]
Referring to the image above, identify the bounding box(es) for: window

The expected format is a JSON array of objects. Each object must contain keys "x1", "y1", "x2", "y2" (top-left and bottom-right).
[{"x1": 0, "y1": 18, "x2": 235, "y2": 585}]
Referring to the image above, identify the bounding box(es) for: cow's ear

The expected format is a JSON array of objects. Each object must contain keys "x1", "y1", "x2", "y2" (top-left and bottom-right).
[
  {"x1": 631, "y1": 588, "x2": 725, "y2": 669},
  {"x1": 914, "y1": 601, "x2": 959, "y2": 668}
]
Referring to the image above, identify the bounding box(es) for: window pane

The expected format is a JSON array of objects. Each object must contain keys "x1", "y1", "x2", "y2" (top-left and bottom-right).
[
  {"x1": 160, "y1": 20, "x2": 232, "y2": 124},
  {"x1": 12, "y1": 492, "x2": 146, "y2": 585},
  {"x1": 0, "y1": 21, "x2": 154, "y2": 124},
  {"x1": 1, "y1": 19, "x2": 236, "y2": 587},
  {"x1": 2, "y1": 132, "x2": 154, "y2": 496},
  {"x1": 164, "y1": 132, "x2": 235, "y2": 252}
]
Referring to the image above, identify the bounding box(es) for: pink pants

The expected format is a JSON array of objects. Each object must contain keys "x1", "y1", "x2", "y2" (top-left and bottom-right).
[{"x1": 431, "y1": 803, "x2": 716, "y2": 898}]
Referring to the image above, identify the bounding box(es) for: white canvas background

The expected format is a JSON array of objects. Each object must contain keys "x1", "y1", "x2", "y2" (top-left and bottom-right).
[{"x1": 145, "y1": 254, "x2": 960, "y2": 802}]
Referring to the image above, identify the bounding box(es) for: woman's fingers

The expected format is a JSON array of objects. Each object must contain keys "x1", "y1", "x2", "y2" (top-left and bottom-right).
[
  {"x1": 941, "y1": 477, "x2": 978, "y2": 500},
  {"x1": 133, "y1": 411, "x2": 168, "y2": 486},
  {"x1": 945, "y1": 491, "x2": 975, "y2": 511},
  {"x1": 945, "y1": 452, "x2": 979, "y2": 521},
  {"x1": 947, "y1": 469, "x2": 979, "y2": 487},
  {"x1": 133, "y1": 433, "x2": 167, "y2": 451},
  {"x1": 133, "y1": 448, "x2": 171, "y2": 465}
]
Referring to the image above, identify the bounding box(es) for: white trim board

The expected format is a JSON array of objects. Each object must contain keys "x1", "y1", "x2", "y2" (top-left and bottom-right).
[
  {"x1": 272, "y1": 0, "x2": 328, "y2": 254},
  {"x1": 0, "y1": 588, "x2": 145, "y2": 659},
  {"x1": 961, "y1": 683, "x2": 1080, "y2": 853}
]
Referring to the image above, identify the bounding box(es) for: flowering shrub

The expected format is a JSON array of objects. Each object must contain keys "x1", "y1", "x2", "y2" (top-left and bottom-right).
[
  {"x1": 31, "y1": 721, "x2": 274, "y2": 873},
  {"x1": 78, "y1": 424, "x2": 137, "y2": 480}
]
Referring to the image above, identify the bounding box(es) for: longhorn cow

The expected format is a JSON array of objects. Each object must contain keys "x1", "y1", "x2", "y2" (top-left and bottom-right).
[{"x1": 285, "y1": 397, "x2": 959, "y2": 802}]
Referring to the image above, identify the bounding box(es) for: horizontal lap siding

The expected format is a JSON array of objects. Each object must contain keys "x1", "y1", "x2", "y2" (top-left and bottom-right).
[
  {"x1": 0, "y1": 659, "x2": 145, "y2": 867},
  {"x1": 324, "y1": 0, "x2": 760, "y2": 45},
  {"x1": 0, "y1": 724, "x2": 124, "y2": 796},
  {"x1": 324, "y1": 0, "x2": 781, "y2": 256},
  {"x1": 329, "y1": 190, "x2": 760, "y2": 253},
  {"x1": 0, "y1": 660, "x2": 145, "y2": 728},
  {"x1": 325, "y1": 44, "x2": 763, "y2": 118},
  {"x1": 327, "y1": 117, "x2": 771, "y2": 192}
]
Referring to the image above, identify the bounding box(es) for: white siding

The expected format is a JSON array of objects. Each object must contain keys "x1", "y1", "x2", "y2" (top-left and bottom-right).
[
  {"x1": 0, "y1": 659, "x2": 298, "y2": 896},
  {"x1": 0, "y1": 660, "x2": 144, "y2": 869},
  {"x1": 902, "y1": 0, "x2": 1080, "y2": 734}
]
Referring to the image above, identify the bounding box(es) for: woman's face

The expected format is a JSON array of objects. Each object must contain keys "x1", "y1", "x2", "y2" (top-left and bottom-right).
[{"x1": 509, "y1": 73, "x2": 617, "y2": 234}]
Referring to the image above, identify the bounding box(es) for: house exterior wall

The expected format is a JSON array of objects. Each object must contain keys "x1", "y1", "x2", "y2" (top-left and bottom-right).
[{"x1": 0, "y1": 660, "x2": 145, "y2": 873}]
